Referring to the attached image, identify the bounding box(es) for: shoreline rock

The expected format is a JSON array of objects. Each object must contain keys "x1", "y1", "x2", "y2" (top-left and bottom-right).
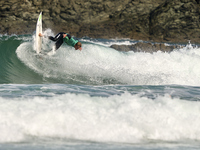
[
  {"x1": 1, "y1": 0, "x2": 200, "y2": 43},
  {"x1": 110, "y1": 42, "x2": 181, "y2": 53}
]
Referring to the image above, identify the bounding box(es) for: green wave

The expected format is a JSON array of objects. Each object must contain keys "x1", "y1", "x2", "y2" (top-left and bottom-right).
[{"x1": 0, "y1": 35, "x2": 45, "y2": 84}]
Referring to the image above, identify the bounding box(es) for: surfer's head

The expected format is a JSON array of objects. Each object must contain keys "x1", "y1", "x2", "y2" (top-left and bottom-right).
[{"x1": 75, "y1": 42, "x2": 82, "y2": 50}]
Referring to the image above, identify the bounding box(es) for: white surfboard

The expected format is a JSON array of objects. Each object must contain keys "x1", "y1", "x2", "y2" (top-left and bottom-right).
[{"x1": 35, "y1": 12, "x2": 42, "y2": 54}]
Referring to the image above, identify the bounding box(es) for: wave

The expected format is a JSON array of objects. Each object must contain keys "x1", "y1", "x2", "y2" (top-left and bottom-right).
[
  {"x1": 0, "y1": 88, "x2": 200, "y2": 143},
  {"x1": 1, "y1": 31, "x2": 200, "y2": 85}
]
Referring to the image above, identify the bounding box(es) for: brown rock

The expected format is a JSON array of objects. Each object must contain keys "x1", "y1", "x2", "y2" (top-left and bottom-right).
[
  {"x1": 149, "y1": 0, "x2": 200, "y2": 43},
  {"x1": 0, "y1": 0, "x2": 200, "y2": 44},
  {"x1": 110, "y1": 42, "x2": 179, "y2": 53}
]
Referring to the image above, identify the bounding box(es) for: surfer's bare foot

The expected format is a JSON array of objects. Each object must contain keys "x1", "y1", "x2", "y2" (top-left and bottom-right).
[{"x1": 39, "y1": 33, "x2": 43, "y2": 37}]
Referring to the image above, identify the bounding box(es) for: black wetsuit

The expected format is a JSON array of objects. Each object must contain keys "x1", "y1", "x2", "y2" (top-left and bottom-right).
[{"x1": 48, "y1": 32, "x2": 71, "y2": 50}]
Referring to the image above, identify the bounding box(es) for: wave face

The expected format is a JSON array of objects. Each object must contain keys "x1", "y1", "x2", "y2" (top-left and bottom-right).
[{"x1": 0, "y1": 31, "x2": 200, "y2": 86}]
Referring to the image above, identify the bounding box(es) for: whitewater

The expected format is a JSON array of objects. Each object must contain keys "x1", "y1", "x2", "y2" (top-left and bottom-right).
[{"x1": 0, "y1": 30, "x2": 200, "y2": 150}]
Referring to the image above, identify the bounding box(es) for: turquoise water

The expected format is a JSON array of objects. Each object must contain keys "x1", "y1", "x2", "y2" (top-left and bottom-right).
[{"x1": 0, "y1": 30, "x2": 200, "y2": 150}]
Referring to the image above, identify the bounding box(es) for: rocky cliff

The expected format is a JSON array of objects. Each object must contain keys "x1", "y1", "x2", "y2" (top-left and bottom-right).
[{"x1": 1, "y1": 0, "x2": 200, "y2": 43}]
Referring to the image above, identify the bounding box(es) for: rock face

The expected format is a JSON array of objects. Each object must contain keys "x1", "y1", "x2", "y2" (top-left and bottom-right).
[
  {"x1": 110, "y1": 42, "x2": 180, "y2": 53},
  {"x1": 1, "y1": 0, "x2": 200, "y2": 43},
  {"x1": 149, "y1": 0, "x2": 200, "y2": 43}
]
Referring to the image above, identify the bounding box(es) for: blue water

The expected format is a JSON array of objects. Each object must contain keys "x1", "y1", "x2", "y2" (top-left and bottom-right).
[{"x1": 0, "y1": 30, "x2": 200, "y2": 150}]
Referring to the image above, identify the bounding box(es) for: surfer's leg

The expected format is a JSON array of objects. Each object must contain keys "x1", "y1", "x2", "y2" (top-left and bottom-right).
[
  {"x1": 48, "y1": 32, "x2": 64, "y2": 50},
  {"x1": 49, "y1": 32, "x2": 65, "y2": 41},
  {"x1": 55, "y1": 38, "x2": 63, "y2": 50}
]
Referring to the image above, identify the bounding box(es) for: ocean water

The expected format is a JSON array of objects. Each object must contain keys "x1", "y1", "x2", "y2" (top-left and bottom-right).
[{"x1": 0, "y1": 29, "x2": 200, "y2": 150}]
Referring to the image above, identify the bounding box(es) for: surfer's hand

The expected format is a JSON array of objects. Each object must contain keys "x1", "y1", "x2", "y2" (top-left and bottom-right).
[
  {"x1": 39, "y1": 33, "x2": 43, "y2": 37},
  {"x1": 75, "y1": 48, "x2": 82, "y2": 51},
  {"x1": 63, "y1": 34, "x2": 67, "y2": 38}
]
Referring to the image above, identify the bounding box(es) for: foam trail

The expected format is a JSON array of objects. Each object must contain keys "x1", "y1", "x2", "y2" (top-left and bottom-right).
[{"x1": 13, "y1": 31, "x2": 200, "y2": 85}]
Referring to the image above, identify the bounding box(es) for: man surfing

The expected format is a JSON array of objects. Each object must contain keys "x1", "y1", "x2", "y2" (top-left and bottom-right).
[{"x1": 39, "y1": 32, "x2": 82, "y2": 51}]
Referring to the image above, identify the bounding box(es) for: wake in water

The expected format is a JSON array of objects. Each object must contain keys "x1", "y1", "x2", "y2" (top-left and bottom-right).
[{"x1": 1, "y1": 30, "x2": 200, "y2": 85}]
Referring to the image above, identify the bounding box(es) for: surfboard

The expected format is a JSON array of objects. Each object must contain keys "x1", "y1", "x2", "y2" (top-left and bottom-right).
[{"x1": 35, "y1": 12, "x2": 42, "y2": 54}]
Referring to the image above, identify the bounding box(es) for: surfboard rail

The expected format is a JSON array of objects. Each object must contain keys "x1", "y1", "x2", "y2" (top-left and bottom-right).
[{"x1": 35, "y1": 12, "x2": 42, "y2": 54}]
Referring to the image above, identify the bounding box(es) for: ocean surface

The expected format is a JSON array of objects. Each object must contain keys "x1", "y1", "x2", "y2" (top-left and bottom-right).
[{"x1": 0, "y1": 29, "x2": 200, "y2": 150}]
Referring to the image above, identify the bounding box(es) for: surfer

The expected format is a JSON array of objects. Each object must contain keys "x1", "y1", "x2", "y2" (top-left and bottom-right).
[{"x1": 39, "y1": 32, "x2": 82, "y2": 51}]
